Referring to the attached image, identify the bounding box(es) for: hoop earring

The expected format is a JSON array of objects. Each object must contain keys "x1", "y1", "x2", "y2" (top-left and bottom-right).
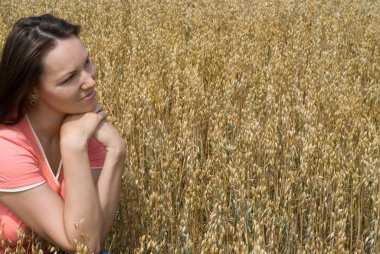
[{"x1": 31, "y1": 99, "x2": 36, "y2": 106}]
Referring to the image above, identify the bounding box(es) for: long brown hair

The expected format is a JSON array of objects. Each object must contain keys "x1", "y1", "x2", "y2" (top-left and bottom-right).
[{"x1": 0, "y1": 14, "x2": 80, "y2": 124}]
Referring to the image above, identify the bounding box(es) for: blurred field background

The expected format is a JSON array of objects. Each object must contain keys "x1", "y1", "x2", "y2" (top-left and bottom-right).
[{"x1": 0, "y1": 0, "x2": 379, "y2": 253}]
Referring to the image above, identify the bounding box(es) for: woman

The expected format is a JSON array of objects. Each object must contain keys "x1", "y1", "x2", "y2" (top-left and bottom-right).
[{"x1": 0, "y1": 14, "x2": 125, "y2": 253}]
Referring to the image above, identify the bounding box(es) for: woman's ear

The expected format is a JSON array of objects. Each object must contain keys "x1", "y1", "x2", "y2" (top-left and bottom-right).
[{"x1": 31, "y1": 85, "x2": 40, "y2": 98}]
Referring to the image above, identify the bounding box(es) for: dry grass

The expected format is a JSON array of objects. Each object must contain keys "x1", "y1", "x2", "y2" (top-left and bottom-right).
[{"x1": 0, "y1": 0, "x2": 379, "y2": 253}]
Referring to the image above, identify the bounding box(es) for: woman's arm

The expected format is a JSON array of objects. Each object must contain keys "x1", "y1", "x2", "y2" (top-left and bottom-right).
[
  {"x1": 0, "y1": 183, "x2": 82, "y2": 252},
  {"x1": 58, "y1": 110, "x2": 110, "y2": 252},
  {"x1": 60, "y1": 139, "x2": 103, "y2": 252},
  {"x1": 92, "y1": 120, "x2": 125, "y2": 239},
  {"x1": 97, "y1": 145, "x2": 125, "y2": 239},
  {"x1": 60, "y1": 111, "x2": 125, "y2": 250}
]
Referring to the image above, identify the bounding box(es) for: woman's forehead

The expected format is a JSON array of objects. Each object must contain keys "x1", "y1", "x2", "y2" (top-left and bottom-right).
[{"x1": 42, "y1": 36, "x2": 88, "y2": 76}]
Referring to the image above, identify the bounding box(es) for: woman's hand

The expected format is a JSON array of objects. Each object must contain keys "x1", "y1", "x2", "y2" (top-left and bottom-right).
[
  {"x1": 60, "y1": 101, "x2": 107, "y2": 149},
  {"x1": 93, "y1": 120, "x2": 125, "y2": 154}
]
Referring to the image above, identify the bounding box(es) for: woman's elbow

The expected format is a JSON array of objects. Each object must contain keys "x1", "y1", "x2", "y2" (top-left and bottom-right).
[
  {"x1": 61, "y1": 233, "x2": 101, "y2": 254},
  {"x1": 86, "y1": 241, "x2": 102, "y2": 254}
]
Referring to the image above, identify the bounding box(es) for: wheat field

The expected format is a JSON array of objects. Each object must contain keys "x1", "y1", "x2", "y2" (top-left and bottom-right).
[{"x1": 0, "y1": 0, "x2": 379, "y2": 253}]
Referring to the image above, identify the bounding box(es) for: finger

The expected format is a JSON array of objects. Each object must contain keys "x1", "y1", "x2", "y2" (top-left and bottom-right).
[
  {"x1": 92, "y1": 102, "x2": 104, "y2": 113},
  {"x1": 97, "y1": 110, "x2": 108, "y2": 119}
]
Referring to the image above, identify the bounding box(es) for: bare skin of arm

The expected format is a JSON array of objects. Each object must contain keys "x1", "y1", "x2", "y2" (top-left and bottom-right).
[
  {"x1": 0, "y1": 111, "x2": 125, "y2": 253},
  {"x1": 93, "y1": 120, "x2": 125, "y2": 239}
]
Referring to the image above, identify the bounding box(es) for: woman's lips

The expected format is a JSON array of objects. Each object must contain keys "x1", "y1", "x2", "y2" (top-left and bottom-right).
[{"x1": 82, "y1": 91, "x2": 96, "y2": 100}]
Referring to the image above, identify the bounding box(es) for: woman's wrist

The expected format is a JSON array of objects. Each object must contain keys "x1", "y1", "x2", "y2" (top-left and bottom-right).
[
  {"x1": 105, "y1": 142, "x2": 126, "y2": 160},
  {"x1": 60, "y1": 136, "x2": 88, "y2": 152}
]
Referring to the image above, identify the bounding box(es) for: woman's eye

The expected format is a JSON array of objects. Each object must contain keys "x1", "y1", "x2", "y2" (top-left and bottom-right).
[{"x1": 62, "y1": 74, "x2": 75, "y2": 84}]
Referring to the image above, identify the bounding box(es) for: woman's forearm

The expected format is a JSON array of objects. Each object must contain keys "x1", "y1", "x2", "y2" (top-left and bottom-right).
[
  {"x1": 97, "y1": 146, "x2": 125, "y2": 239},
  {"x1": 60, "y1": 140, "x2": 103, "y2": 252}
]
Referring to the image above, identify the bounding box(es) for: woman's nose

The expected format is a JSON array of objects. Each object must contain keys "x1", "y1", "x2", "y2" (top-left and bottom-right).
[{"x1": 81, "y1": 69, "x2": 96, "y2": 89}]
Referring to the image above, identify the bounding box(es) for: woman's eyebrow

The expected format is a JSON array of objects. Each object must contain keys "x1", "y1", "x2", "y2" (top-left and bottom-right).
[
  {"x1": 59, "y1": 70, "x2": 76, "y2": 81},
  {"x1": 59, "y1": 51, "x2": 90, "y2": 81}
]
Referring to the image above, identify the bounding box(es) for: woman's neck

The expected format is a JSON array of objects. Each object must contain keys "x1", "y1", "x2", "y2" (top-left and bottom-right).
[{"x1": 26, "y1": 108, "x2": 65, "y2": 142}]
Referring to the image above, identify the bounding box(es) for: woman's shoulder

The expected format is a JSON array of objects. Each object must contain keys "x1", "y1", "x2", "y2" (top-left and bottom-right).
[
  {"x1": 0, "y1": 117, "x2": 32, "y2": 149},
  {"x1": 0, "y1": 118, "x2": 41, "y2": 186}
]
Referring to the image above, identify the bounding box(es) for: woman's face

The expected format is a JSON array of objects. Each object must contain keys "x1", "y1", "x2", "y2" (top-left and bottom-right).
[{"x1": 33, "y1": 36, "x2": 97, "y2": 117}]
